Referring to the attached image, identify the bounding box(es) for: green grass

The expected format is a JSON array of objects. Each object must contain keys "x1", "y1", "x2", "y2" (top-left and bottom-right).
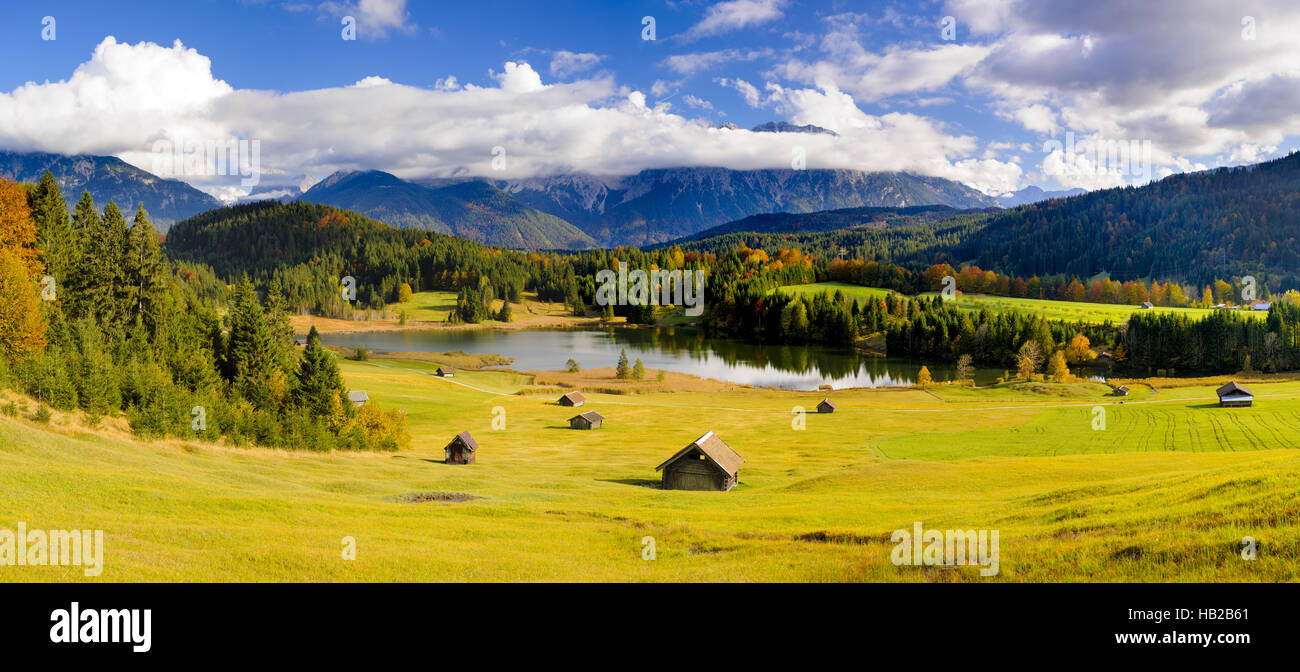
[
  {"x1": 3, "y1": 361, "x2": 1299, "y2": 582},
  {"x1": 778, "y1": 282, "x2": 1268, "y2": 325},
  {"x1": 388, "y1": 290, "x2": 458, "y2": 322}
]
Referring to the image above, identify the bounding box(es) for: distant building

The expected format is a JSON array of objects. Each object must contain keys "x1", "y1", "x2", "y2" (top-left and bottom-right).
[
  {"x1": 1140, "y1": 302, "x2": 1154, "y2": 310},
  {"x1": 1112, "y1": 386, "x2": 1129, "y2": 396},
  {"x1": 444, "y1": 431, "x2": 478, "y2": 464},
  {"x1": 437, "y1": 366, "x2": 455, "y2": 377},
  {"x1": 817, "y1": 398, "x2": 836, "y2": 413},
  {"x1": 569, "y1": 411, "x2": 604, "y2": 430},
  {"x1": 1216, "y1": 381, "x2": 1253, "y2": 408},
  {"x1": 347, "y1": 390, "x2": 369, "y2": 407},
  {"x1": 559, "y1": 391, "x2": 587, "y2": 407},
  {"x1": 656, "y1": 431, "x2": 744, "y2": 492},
  {"x1": 293, "y1": 338, "x2": 307, "y2": 347}
]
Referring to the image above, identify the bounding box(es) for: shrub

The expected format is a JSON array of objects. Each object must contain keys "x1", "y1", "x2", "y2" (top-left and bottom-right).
[{"x1": 32, "y1": 404, "x2": 51, "y2": 424}]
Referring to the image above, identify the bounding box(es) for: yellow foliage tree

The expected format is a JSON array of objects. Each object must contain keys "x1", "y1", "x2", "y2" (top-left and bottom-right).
[
  {"x1": 0, "y1": 249, "x2": 47, "y2": 362},
  {"x1": 1048, "y1": 351, "x2": 1071, "y2": 382},
  {"x1": 1066, "y1": 334, "x2": 1093, "y2": 364},
  {"x1": 0, "y1": 178, "x2": 43, "y2": 280},
  {"x1": 917, "y1": 365, "x2": 932, "y2": 388}
]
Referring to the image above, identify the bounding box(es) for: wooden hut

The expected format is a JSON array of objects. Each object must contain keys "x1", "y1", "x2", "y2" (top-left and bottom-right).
[
  {"x1": 444, "y1": 431, "x2": 478, "y2": 464},
  {"x1": 347, "y1": 390, "x2": 369, "y2": 407},
  {"x1": 569, "y1": 411, "x2": 604, "y2": 430},
  {"x1": 437, "y1": 366, "x2": 455, "y2": 377},
  {"x1": 1216, "y1": 381, "x2": 1253, "y2": 408},
  {"x1": 1111, "y1": 385, "x2": 1129, "y2": 396},
  {"x1": 817, "y1": 398, "x2": 836, "y2": 413},
  {"x1": 656, "y1": 431, "x2": 744, "y2": 492},
  {"x1": 558, "y1": 391, "x2": 587, "y2": 407}
]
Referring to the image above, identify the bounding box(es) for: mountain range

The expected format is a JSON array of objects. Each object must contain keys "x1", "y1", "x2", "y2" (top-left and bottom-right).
[
  {"x1": 994, "y1": 185, "x2": 1087, "y2": 208},
  {"x1": 0, "y1": 150, "x2": 221, "y2": 228}
]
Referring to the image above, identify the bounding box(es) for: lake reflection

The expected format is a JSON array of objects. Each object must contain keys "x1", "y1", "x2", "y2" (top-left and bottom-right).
[{"x1": 317, "y1": 327, "x2": 1015, "y2": 390}]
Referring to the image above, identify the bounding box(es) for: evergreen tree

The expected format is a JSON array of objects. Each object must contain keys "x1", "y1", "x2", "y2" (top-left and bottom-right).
[
  {"x1": 633, "y1": 357, "x2": 646, "y2": 380},
  {"x1": 125, "y1": 203, "x2": 166, "y2": 332},
  {"x1": 28, "y1": 172, "x2": 77, "y2": 287},
  {"x1": 295, "y1": 326, "x2": 350, "y2": 429},
  {"x1": 615, "y1": 349, "x2": 630, "y2": 379},
  {"x1": 225, "y1": 277, "x2": 282, "y2": 406}
]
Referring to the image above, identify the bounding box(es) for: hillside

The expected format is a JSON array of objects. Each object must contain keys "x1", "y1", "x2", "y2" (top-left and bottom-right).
[
  {"x1": 671, "y1": 204, "x2": 994, "y2": 243},
  {"x1": 301, "y1": 170, "x2": 595, "y2": 250},
  {"x1": 950, "y1": 152, "x2": 1300, "y2": 289},
  {"x1": 0, "y1": 150, "x2": 222, "y2": 229},
  {"x1": 503, "y1": 167, "x2": 1000, "y2": 246}
]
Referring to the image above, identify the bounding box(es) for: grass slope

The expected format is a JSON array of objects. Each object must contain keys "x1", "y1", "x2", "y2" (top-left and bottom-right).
[{"x1": 2, "y1": 361, "x2": 1298, "y2": 582}]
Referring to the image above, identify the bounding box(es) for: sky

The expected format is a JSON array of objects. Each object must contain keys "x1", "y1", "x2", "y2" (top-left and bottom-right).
[{"x1": 1, "y1": 0, "x2": 1298, "y2": 202}]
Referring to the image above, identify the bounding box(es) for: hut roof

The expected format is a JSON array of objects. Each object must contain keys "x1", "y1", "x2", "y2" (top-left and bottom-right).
[
  {"x1": 448, "y1": 431, "x2": 478, "y2": 452},
  {"x1": 347, "y1": 390, "x2": 369, "y2": 403},
  {"x1": 818, "y1": 398, "x2": 836, "y2": 409},
  {"x1": 1216, "y1": 381, "x2": 1253, "y2": 398},
  {"x1": 438, "y1": 365, "x2": 455, "y2": 372},
  {"x1": 560, "y1": 391, "x2": 587, "y2": 404},
  {"x1": 571, "y1": 411, "x2": 604, "y2": 423},
  {"x1": 656, "y1": 431, "x2": 744, "y2": 477}
]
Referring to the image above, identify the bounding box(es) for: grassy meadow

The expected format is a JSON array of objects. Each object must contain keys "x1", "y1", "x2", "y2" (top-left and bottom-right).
[
  {"x1": 779, "y1": 282, "x2": 1268, "y2": 325},
  {"x1": 3, "y1": 359, "x2": 1298, "y2": 582}
]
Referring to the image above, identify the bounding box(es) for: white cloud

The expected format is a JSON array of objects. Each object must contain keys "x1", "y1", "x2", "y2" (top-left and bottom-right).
[
  {"x1": 682, "y1": 95, "x2": 714, "y2": 111},
  {"x1": 320, "y1": 0, "x2": 416, "y2": 39},
  {"x1": 661, "y1": 49, "x2": 771, "y2": 76},
  {"x1": 550, "y1": 51, "x2": 603, "y2": 78},
  {"x1": 686, "y1": 0, "x2": 787, "y2": 40},
  {"x1": 0, "y1": 36, "x2": 1019, "y2": 196},
  {"x1": 715, "y1": 77, "x2": 763, "y2": 107}
]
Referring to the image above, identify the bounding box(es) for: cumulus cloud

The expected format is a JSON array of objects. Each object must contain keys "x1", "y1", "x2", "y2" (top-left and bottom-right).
[
  {"x1": 0, "y1": 36, "x2": 1021, "y2": 197},
  {"x1": 661, "y1": 48, "x2": 772, "y2": 76}
]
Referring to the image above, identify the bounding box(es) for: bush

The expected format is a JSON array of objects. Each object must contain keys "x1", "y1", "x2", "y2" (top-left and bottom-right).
[
  {"x1": 32, "y1": 404, "x2": 51, "y2": 424},
  {"x1": 566, "y1": 359, "x2": 580, "y2": 373},
  {"x1": 351, "y1": 345, "x2": 370, "y2": 362}
]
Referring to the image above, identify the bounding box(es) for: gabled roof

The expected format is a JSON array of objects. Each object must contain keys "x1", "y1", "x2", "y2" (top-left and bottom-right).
[
  {"x1": 571, "y1": 411, "x2": 604, "y2": 423},
  {"x1": 437, "y1": 365, "x2": 454, "y2": 372},
  {"x1": 348, "y1": 390, "x2": 369, "y2": 402},
  {"x1": 656, "y1": 431, "x2": 744, "y2": 476},
  {"x1": 560, "y1": 391, "x2": 586, "y2": 404},
  {"x1": 447, "y1": 431, "x2": 478, "y2": 452},
  {"x1": 1216, "y1": 381, "x2": 1253, "y2": 397},
  {"x1": 818, "y1": 398, "x2": 836, "y2": 409}
]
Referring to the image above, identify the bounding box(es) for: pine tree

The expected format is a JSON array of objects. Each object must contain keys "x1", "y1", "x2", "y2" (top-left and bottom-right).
[
  {"x1": 28, "y1": 172, "x2": 77, "y2": 287},
  {"x1": 225, "y1": 277, "x2": 281, "y2": 406},
  {"x1": 263, "y1": 276, "x2": 296, "y2": 374},
  {"x1": 616, "y1": 349, "x2": 630, "y2": 379},
  {"x1": 633, "y1": 358, "x2": 646, "y2": 380},
  {"x1": 125, "y1": 203, "x2": 166, "y2": 332},
  {"x1": 295, "y1": 326, "x2": 349, "y2": 426}
]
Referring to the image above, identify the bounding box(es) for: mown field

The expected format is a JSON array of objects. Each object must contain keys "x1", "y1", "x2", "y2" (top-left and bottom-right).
[
  {"x1": 779, "y1": 282, "x2": 1268, "y2": 325},
  {"x1": 2, "y1": 361, "x2": 1298, "y2": 582}
]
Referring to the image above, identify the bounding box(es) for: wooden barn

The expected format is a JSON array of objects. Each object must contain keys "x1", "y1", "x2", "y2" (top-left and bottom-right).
[
  {"x1": 437, "y1": 366, "x2": 455, "y2": 377},
  {"x1": 347, "y1": 390, "x2": 369, "y2": 407},
  {"x1": 444, "y1": 431, "x2": 478, "y2": 464},
  {"x1": 558, "y1": 391, "x2": 587, "y2": 407},
  {"x1": 656, "y1": 431, "x2": 744, "y2": 492},
  {"x1": 817, "y1": 398, "x2": 836, "y2": 413},
  {"x1": 569, "y1": 411, "x2": 604, "y2": 430},
  {"x1": 1112, "y1": 385, "x2": 1129, "y2": 396},
  {"x1": 1216, "y1": 381, "x2": 1253, "y2": 408}
]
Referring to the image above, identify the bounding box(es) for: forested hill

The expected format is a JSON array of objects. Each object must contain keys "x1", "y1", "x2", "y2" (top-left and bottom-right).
[
  {"x1": 671, "y1": 204, "x2": 995, "y2": 243},
  {"x1": 950, "y1": 151, "x2": 1300, "y2": 290},
  {"x1": 164, "y1": 201, "x2": 534, "y2": 311}
]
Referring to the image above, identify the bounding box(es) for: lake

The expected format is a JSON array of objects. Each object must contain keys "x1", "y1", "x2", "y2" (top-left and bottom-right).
[{"x1": 317, "y1": 327, "x2": 1027, "y2": 390}]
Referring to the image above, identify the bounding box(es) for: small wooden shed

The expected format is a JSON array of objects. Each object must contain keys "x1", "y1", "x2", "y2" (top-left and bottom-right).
[
  {"x1": 559, "y1": 391, "x2": 587, "y2": 407},
  {"x1": 817, "y1": 398, "x2": 836, "y2": 413},
  {"x1": 437, "y1": 366, "x2": 455, "y2": 377},
  {"x1": 347, "y1": 390, "x2": 369, "y2": 407},
  {"x1": 1216, "y1": 381, "x2": 1253, "y2": 408},
  {"x1": 656, "y1": 431, "x2": 744, "y2": 492},
  {"x1": 1112, "y1": 385, "x2": 1129, "y2": 396},
  {"x1": 444, "y1": 431, "x2": 478, "y2": 464},
  {"x1": 569, "y1": 411, "x2": 604, "y2": 430}
]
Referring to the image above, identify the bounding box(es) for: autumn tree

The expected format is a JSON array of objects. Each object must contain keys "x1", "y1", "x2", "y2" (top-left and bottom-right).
[
  {"x1": 0, "y1": 178, "x2": 43, "y2": 280},
  {"x1": 917, "y1": 365, "x2": 932, "y2": 388},
  {"x1": 1066, "y1": 334, "x2": 1093, "y2": 364},
  {"x1": 0, "y1": 249, "x2": 47, "y2": 362},
  {"x1": 1048, "y1": 351, "x2": 1071, "y2": 381}
]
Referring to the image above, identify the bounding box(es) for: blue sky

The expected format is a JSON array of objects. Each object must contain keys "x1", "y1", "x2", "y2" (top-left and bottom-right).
[{"x1": 2, "y1": 0, "x2": 1298, "y2": 201}]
